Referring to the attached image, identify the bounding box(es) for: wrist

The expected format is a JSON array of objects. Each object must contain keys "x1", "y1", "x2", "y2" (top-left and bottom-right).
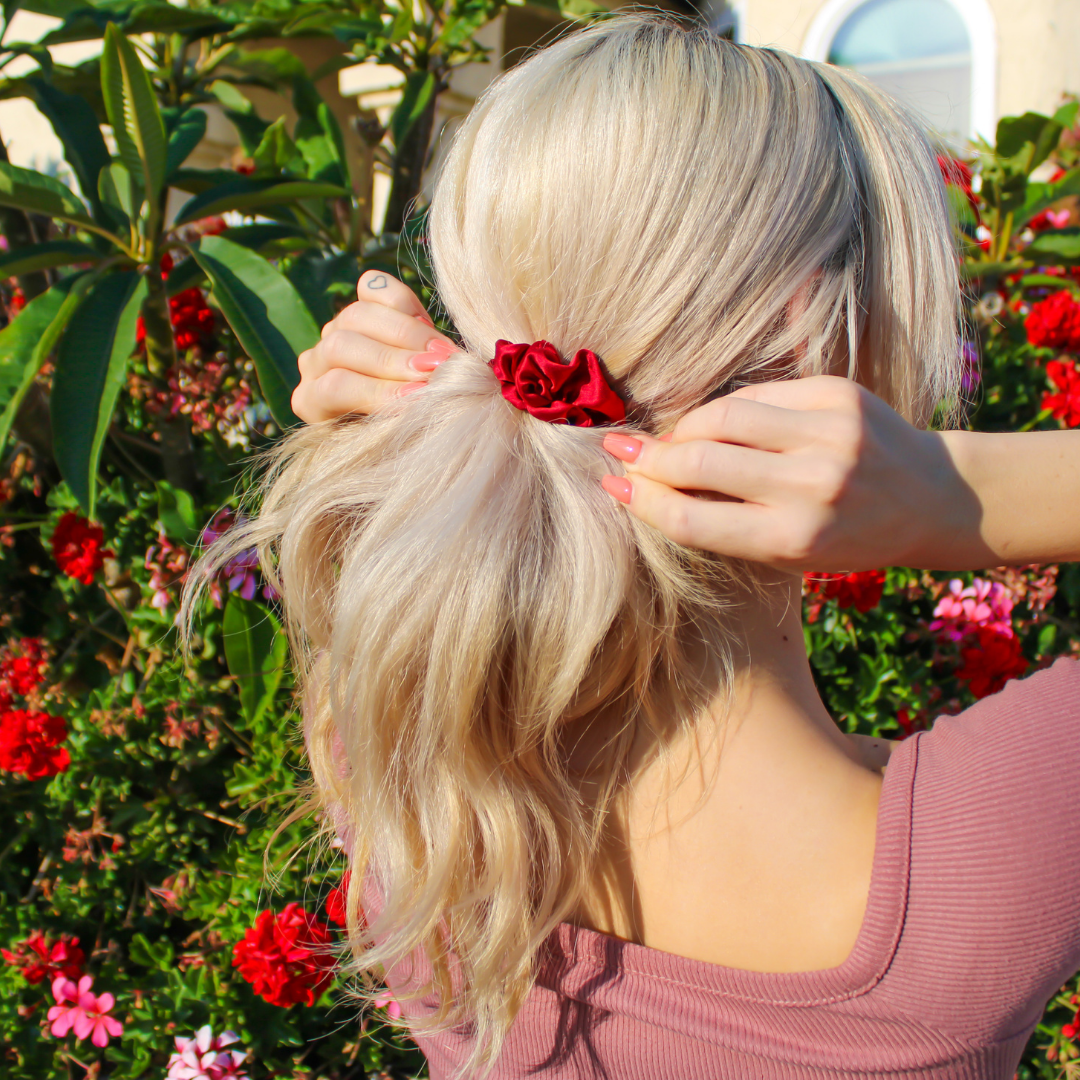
[{"x1": 901, "y1": 430, "x2": 989, "y2": 571}]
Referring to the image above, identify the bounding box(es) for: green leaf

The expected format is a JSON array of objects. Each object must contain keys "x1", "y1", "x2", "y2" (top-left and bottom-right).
[
  {"x1": 26, "y1": 76, "x2": 110, "y2": 219},
  {"x1": 1018, "y1": 168, "x2": 1080, "y2": 228},
  {"x1": 51, "y1": 271, "x2": 146, "y2": 517},
  {"x1": 292, "y1": 75, "x2": 347, "y2": 187},
  {"x1": 101, "y1": 23, "x2": 166, "y2": 205},
  {"x1": 285, "y1": 251, "x2": 359, "y2": 326},
  {"x1": 191, "y1": 235, "x2": 318, "y2": 428},
  {"x1": 1027, "y1": 227, "x2": 1080, "y2": 261},
  {"x1": 995, "y1": 111, "x2": 1063, "y2": 173},
  {"x1": 388, "y1": 70, "x2": 436, "y2": 152},
  {"x1": 223, "y1": 595, "x2": 287, "y2": 726},
  {"x1": 156, "y1": 479, "x2": 200, "y2": 546},
  {"x1": 1019, "y1": 272, "x2": 1080, "y2": 293},
  {"x1": 220, "y1": 221, "x2": 311, "y2": 252},
  {"x1": 168, "y1": 166, "x2": 238, "y2": 195},
  {"x1": 250, "y1": 115, "x2": 304, "y2": 176},
  {"x1": 208, "y1": 80, "x2": 270, "y2": 156},
  {"x1": 1054, "y1": 101, "x2": 1080, "y2": 131},
  {"x1": 165, "y1": 107, "x2": 208, "y2": 178},
  {"x1": 0, "y1": 239, "x2": 102, "y2": 278},
  {"x1": 98, "y1": 161, "x2": 140, "y2": 226},
  {"x1": 174, "y1": 176, "x2": 347, "y2": 225},
  {"x1": 0, "y1": 160, "x2": 92, "y2": 225},
  {"x1": 0, "y1": 271, "x2": 92, "y2": 451}
]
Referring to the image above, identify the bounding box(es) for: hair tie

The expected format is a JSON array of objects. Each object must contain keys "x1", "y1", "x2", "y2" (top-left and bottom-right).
[{"x1": 489, "y1": 340, "x2": 626, "y2": 427}]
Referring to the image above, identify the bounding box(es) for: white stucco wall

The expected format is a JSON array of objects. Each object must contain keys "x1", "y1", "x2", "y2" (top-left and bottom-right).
[{"x1": 737, "y1": 0, "x2": 1080, "y2": 143}]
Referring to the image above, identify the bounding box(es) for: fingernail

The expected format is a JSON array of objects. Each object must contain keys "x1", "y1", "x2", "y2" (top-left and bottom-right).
[
  {"x1": 410, "y1": 351, "x2": 446, "y2": 373},
  {"x1": 417, "y1": 312, "x2": 435, "y2": 327},
  {"x1": 659, "y1": 432, "x2": 673, "y2": 443},
  {"x1": 601, "y1": 475, "x2": 633, "y2": 504},
  {"x1": 602, "y1": 433, "x2": 643, "y2": 463},
  {"x1": 399, "y1": 382, "x2": 425, "y2": 396},
  {"x1": 425, "y1": 338, "x2": 455, "y2": 359}
]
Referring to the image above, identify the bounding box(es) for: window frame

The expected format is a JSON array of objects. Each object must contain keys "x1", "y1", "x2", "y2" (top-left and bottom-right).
[{"x1": 800, "y1": 0, "x2": 997, "y2": 142}]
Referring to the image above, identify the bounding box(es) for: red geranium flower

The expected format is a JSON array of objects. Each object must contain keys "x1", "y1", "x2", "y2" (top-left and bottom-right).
[
  {"x1": 232, "y1": 903, "x2": 336, "y2": 1008},
  {"x1": 2, "y1": 931, "x2": 85, "y2": 984},
  {"x1": 937, "y1": 155, "x2": 979, "y2": 215},
  {"x1": 1025, "y1": 290, "x2": 1080, "y2": 351},
  {"x1": 804, "y1": 569, "x2": 886, "y2": 613},
  {"x1": 1043, "y1": 358, "x2": 1080, "y2": 427},
  {"x1": 325, "y1": 872, "x2": 350, "y2": 927},
  {"x1": 0, "y1": 637, "x2": 47, "y2": 696},
  {"x1": 0, "y1": 708, "x2": 70, "y2": 779},
  {"x1": 51, "y1": 513, "x2": 110, "y2": 585},
  {"x1": 955, "y1": 627, "x2": 1028, "y2": 699}
]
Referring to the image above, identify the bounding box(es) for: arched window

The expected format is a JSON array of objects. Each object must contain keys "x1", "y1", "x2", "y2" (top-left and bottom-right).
[{"x1": 803, "y1": 0, "x2": 997, "y2": 145}]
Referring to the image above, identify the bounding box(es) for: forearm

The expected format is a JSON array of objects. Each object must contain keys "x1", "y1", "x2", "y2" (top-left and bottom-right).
[{"x1": 926, "y1": 430, "x2": 1080, "y2": 569}]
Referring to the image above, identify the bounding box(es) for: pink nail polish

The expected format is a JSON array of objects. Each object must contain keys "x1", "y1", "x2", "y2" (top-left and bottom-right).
[
  {"x1": 410, "y1": 351, "x2": 446, "y2": 373},
  {"x1": 659, "y1": 432, "x2": 673, "y2": 443},
  {"x1": 603, "y1": 433, "x2": 642, "y2": 463},
  {"x1": 417, "y1": 312, "x2": 435, "y2": 327},
  {"x1": 425, "y1": 338, "x2": 455, "y2": 359},
  {"x1": 399, "y1": 382, "x2": 425, "y2": 396},
  {"x1": 601, "y1": 475, "x2": 633, "y2": 504}
]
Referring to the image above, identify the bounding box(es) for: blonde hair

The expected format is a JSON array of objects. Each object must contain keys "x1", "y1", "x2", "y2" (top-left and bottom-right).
[{"x1": 185, "y1": 14, "x2": 962, "y2": 1075}]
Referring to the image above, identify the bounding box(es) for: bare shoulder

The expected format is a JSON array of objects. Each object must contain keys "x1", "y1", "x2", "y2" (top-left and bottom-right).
[{"x1": 848, "y1": 733, "x2": 901, "y2": 774}]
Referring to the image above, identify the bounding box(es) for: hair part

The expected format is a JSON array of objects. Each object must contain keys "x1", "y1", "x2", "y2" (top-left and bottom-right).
[{"x1": 184, "y1": 14, "x2": 962, "y2": 1076}]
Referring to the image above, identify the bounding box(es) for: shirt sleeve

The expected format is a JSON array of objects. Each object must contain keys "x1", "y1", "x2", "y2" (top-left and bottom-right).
[{"x1": 895, "y1": 656, "x2": 1080, "y2": 1044}]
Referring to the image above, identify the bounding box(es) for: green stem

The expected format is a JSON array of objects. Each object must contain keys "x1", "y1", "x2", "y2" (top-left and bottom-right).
[{"x1": 1018, "y1": 406, "x2": 1053, "y2": 432}]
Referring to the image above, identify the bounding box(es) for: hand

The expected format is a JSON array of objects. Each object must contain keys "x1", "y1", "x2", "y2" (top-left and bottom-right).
[
  {"x1": 600, "y1": 376, "x2": 979, "y2": 574},
  {"x1": 291, "y1": 270, "x2": 458, "y2": 423}
]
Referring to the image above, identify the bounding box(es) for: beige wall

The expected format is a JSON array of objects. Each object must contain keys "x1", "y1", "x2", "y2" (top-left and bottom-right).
[{"x1": 737, "y1": 0, "x2": 1080, "y2": 138}]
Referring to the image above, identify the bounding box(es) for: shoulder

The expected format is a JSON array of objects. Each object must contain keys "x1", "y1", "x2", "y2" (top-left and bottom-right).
[
  {"x1": 916, "y1": 656, "x2": 1080, "y2": 779},
  {"x1": 896, "y1": 657, "x2": 1080, "y2": 1035}
]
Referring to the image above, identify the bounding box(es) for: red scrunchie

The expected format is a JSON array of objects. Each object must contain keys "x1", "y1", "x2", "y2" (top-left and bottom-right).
[{"x1": 490, "y1": 340, "x2": 626, "y2": 427}]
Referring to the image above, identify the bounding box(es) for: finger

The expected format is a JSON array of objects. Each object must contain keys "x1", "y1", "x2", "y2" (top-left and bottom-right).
[
  {"x1": 622, "y1": 437, "x2": 796, "y2": 504},
  {"x1": 611, "y1": 472, "x2": 779, "y2": 559},
  {"x1": 721, "y1": 374, "x2": 864, "y2": 413},
  {"x1": 300, "y1": 329, "x2": 455, "y2": 383},
  {"x1": 669, "y1": 395, "x2": 832, "y2": 453},
  {"x1": 356, "y1": 269, "x2": 433, "y2": 324},
  {"x1": 327, "y1": 299, "x2": 454, "y2": 357},
  {"x1": 291, "y1": 368, "x2": 420, "y2": 423}
]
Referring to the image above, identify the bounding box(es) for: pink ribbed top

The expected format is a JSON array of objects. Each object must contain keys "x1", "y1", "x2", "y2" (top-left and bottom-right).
[{"x1": 375, "y1": 657, "x2": 1080, "y2": 1079}]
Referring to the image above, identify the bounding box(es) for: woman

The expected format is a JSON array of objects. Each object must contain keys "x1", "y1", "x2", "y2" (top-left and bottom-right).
[{"x1": 196, "y1": 16, "x2": 1080, "y2": 1079}]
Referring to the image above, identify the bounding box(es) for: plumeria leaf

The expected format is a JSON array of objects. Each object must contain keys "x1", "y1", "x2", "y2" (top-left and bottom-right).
[
  {"x1": 101, "y1": 24, "x2": 167, "y2": 208},
  {"x1": 51, "y1": 270, "x2": 147, "y2": 517},
  {"x1": 174, "y1": 176, "x2": 347, "y2": 224},
  {"x1": 0, "y1": 271, "x2": 93, "y2": 452},
  {"x1": 0, "y1": 160, "x2": 93, "y2": 226},
  {"x1": 165, "y1": 107, "x2": 208, "y2": 179},
  {"x1": 191, "y1": 234, "x2": 318, "y2": 429},
  {"x1": 388, "y1": 70, "x2": 436, "y2": 153},
  {"x1": 222, "y1": 595, "x2": 287, "y2": 726},
  {"x1": 0, "y1": 239, "x2": 103, "y2": 278},
  {"x1": 26, "y1": 76, "x2": 111, "y2": 222}
]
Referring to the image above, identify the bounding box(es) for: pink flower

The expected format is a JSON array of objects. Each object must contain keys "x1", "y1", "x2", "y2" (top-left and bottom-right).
[
  {"x1": 929, "y1": 577, "x2": 1015, "y2": 642},
  {"x1": 372, "y1": 989, "x2": 402, "y2": 1020},
  {"x1": 167, "y1": 1025, "x2": 248, "y2": 1080},
  {"x1": 47, "y1": 974, "x2": 123, "y2": 1047}
]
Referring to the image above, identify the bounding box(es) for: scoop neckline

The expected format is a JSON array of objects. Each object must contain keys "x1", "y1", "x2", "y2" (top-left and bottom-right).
[{"x1": 540, "y1": 729, "x2": 920, "y2": 1008}]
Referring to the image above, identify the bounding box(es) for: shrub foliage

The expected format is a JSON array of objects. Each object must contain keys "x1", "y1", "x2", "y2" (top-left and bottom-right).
[{"x1": 2, "y1": 8, "x2": 1080, "y2": 1077}]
